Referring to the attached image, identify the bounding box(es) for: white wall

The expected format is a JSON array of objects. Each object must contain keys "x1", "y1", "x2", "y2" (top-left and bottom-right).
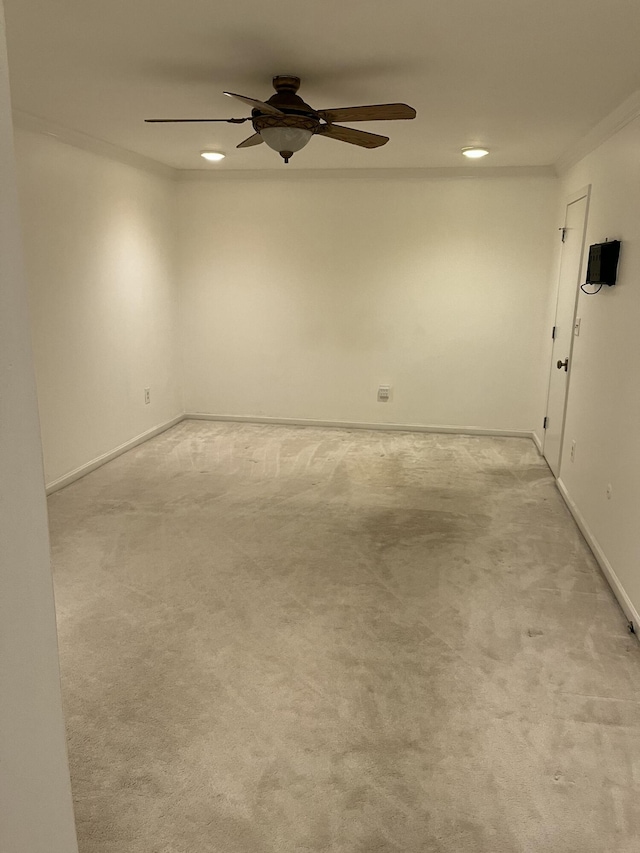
[
  {"x1": 178, "y1": 173, "x2": 557, "y2": 433},
  {"x1": 14, "y1": 129, "x2": 182, "y2": 486},
  {"x1": 0, "y1": 4, "x2": 78, "y2": 851},
  {"x1": 555, "y1": 113, "x2": 640, "y2": 620}
]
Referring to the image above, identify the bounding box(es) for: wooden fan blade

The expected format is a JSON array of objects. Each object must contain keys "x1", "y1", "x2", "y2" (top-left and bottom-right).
[
  {"x1": 145, "y1": 117, "x2": 250, "y2": 123},
  {"x1": 237, "y1": 133, "x2": 264, "y2": 149},
  {"x1": 223, "y1": 92, "x2": 284, "y2": 115},
  {"x1": 318, "y1": 103, "x2": 416, "y2": 123},
  {"x1": 315, "y1": 124, "x2": 389, "y2": 148}
]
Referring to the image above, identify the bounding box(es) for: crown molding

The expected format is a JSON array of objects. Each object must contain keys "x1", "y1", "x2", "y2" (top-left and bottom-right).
[
  {"x1": 177, "y1": 165, "x2": 556, "y2": 182},
  {"x1": 555, "y1": 88, "x2": 640, "y2": 175},
  {"x1": 12, "y1": 110, "x2": 178, "y2": 180}
]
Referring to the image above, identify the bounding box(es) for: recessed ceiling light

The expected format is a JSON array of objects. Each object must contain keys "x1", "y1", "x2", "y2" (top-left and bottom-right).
[
  {"x1": 200, "y1": 151, "x2": 225, "y2": 162},
  {"x1": 461, "y1": 147, "x2": 489, "y2": 159}
]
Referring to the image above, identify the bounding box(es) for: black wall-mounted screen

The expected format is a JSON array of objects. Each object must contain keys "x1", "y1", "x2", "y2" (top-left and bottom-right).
[{"x1": 585, "y1": 240, "x2": 621, "y2": 286}]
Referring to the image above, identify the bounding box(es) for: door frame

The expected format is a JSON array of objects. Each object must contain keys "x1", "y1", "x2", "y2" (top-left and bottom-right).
[{"x1": 542, "y1": 184, "x2": 591, "y2": 472}]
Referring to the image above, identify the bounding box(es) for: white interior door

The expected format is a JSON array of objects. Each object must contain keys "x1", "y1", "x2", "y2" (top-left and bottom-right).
[{"x1": 543, "y1": 190, "x2": 589, "y2": 477}]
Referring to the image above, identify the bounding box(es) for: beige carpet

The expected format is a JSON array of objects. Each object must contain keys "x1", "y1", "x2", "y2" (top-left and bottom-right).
[{"x1": 48, "y1": 421, "x2": 640, "y2": 853}]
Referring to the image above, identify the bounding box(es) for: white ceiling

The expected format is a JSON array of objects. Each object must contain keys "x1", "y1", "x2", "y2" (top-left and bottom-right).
[{"x1": 5, "y1": 0, "x2": 640, "y2": 171}]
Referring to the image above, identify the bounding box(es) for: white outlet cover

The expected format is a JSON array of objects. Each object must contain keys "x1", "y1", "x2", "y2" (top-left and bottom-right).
[{"x1": 377, "y1": 385, "x2": 391, "y2": 402}]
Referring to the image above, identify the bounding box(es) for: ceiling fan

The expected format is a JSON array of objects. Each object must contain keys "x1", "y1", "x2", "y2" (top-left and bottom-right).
[{"x1": 145, "y1": 75, "x2": 417, "y2": 163}]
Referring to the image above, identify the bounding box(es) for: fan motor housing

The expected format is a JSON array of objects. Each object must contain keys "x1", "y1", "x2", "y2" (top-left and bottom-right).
[
  {"x1": 259, "y1": 75, "x2": 318, "y2": 118},
  {"x1": 252, "y1": 114, "x2": 319, "y2": 134}
]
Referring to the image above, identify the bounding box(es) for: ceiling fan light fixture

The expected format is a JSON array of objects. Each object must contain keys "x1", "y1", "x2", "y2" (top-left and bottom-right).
[
  {"x1": 200, "y1": 151, "x2": 225, "y2": 162},
  {"x1": 461, "y1": 146, "x2": 489, "y2": 159},
  {"x1": 259, "y1": 127, "x2": 313, "y2": 162}
]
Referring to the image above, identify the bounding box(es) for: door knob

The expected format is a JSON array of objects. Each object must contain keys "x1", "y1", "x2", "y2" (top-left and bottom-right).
[{"x1": 557, "y1": 358, "x2": 569, "y2": 372}]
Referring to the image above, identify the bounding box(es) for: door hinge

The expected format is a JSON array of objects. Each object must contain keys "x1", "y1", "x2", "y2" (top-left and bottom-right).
[
  {"x1": 543, "y1": 416, "x2": 548, "y2": 429},
  {"x1": 559, "y1": 227, "x2": 567, "y2": 243},
  {"x1": 552, "y1": 325, "x2": 556, "y2": 339}
]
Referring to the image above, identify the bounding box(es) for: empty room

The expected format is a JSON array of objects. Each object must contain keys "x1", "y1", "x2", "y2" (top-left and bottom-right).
[{"x1": 2, "y1": 1, "x2": 640, "y2": 852}]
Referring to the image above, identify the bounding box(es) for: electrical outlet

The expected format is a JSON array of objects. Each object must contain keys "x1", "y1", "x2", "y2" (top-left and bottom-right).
[
  {"x1": 606, "y1": 483, "x2": 613, "y2": 500},
  {"x1": 144, "y1": 387, "x2": 151, "y2": 405},
  {"x1": 570, "y1": 440, "x2": 576, "y2": 462},
  {"x1": 377, "y1": 385, "x2": 391, "y2": 402}
]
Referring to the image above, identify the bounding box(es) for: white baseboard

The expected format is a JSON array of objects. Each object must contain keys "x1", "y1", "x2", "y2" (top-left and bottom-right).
[
  {"x1": 184, "y1": 412, "x2": 535, "y2": 441},
  {"x1": 45, "y1": 413, "x2": 539, "y2": 496},
  {"x1": 556, "y1": 478, "x2": 640, "y2": 636},
  {"x1": 532, "y1": 431, "x2": 543, "y2": 454},
  {"x1": 45, "y1": 415, "x2": 184, "y2": 495}
]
